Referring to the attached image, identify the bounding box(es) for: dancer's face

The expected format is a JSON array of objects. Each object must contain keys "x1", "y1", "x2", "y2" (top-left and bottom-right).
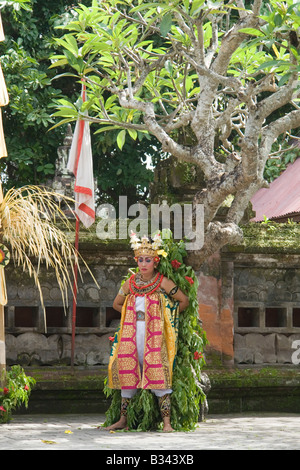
[{"x1": 137, "y1": 256, "x2": 156, "y2": 279}]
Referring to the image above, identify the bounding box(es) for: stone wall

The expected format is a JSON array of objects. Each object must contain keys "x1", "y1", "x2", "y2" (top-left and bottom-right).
[
  {"x1": 196, "y1": 250, "x2": 300, "y2": 368},
  {"x1": 4, "y1": 240, "x2": 133, "y2": 367},
  {"x1": 4, "y1": 229, "x2": 300, "y2": 370},
  {"x1": 233, "y1": 253, "x2": 300, "y2": 365}
]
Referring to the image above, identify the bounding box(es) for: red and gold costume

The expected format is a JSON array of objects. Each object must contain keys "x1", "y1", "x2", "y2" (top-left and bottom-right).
[{"x1": 108, "y1": 272, "x2": 179, "y2": 391}]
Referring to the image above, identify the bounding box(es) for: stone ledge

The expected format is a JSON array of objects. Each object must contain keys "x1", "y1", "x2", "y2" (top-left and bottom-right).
[
  {"x1": 15, "y1": 366, "x2": 300, "y2": 416},
  {"x1": 207, "y1": 368, "x2": 300, "y2": 413},
  {"x1": 20, "y1": 366, "x2": 108, "y2": 414},
  {"x1": 207, "y1": 367, "x2": 300, "y2": 387},
  {"x1": 23, "y1": 366, "x2": 107, "y2": 388}
]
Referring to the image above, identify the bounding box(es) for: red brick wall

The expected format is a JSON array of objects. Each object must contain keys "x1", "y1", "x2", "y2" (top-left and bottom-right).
[{"x1": 198, "y1": 254, "x2": 234, "y2": 366}]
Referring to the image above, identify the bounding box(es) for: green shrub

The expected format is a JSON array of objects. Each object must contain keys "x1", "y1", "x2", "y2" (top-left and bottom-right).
[{"x1": 0, "y1": 365, "x2": 36, "y2": 423}]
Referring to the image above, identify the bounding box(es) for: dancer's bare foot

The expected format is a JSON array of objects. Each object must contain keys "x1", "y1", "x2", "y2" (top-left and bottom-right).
[
  {"x1": 105, "y1": 416, "x2": 128, "y2": 431},
  {"x1": 162, "y1": 417, "x2": 174, "y2": 432}
]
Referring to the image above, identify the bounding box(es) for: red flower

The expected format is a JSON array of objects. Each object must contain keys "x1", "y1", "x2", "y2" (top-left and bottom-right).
[
  {"x1": 3, "y1": 387, "x2": 9, "y2": 395},
  {"x1": 0, "y1": 406, "x2": 6, "y2": 412},
  {"x1": 24, "y1": 385, "x2": 29, "y2": 391},
  {"x1": 194, "y1": 351, "x2": 203, "y2": 361},
  {"x1": 109, "y1": 336, "x2": 115, "y2": 342},
  {"x1": 171, "y1": 259, "x2": 181, "y2": 269},
  {"x1": 185, "y1": 276, "x2": 194, "y2": 285}
]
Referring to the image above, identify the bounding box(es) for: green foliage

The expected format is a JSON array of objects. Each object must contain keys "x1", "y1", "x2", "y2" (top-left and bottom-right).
[
  {"x1": 104, "y1": 231, "x2": 208, "y2": 431},
  {"x1": 159, "y1": 232, "x2": 208, "y2": 430},
  {"x1": 0, "y1": 1, "x2": 31, "y2": 12},
  {"x1": 0, "y1": 0, "x2": 71, "y2": 188},
  {"x1": 264, "y1": 147, "x2": 298, "y2": 182},
  {"x1": 93, "y1": 131, "x2": 164, "y2": 207},
  {"x1": 240, "y1": 222, "x2": 300, "y2": 252},
  {"x1": 50, "y1": 0, "x2": 300, "y2": 122},
  {"x1": 51, "y1": 0, "x2": 207, "y2": 132},
  {"x1": 233, "y1": 0, "x2": 300, "y2": 81},
  {"x1": 50, "y1": 0, "x2": 300, "y2": 183},
  {"x1": 0, "y1": 365, "x2": 36, "y2": 423},
  {"x1": 0, "y1": 1, "x2": 162, "y2": 201}
]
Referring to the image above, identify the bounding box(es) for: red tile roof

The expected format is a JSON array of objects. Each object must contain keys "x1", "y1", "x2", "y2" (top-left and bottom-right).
[{"x1": 251, "y1": 158, "x2": 300, "y2": 222}]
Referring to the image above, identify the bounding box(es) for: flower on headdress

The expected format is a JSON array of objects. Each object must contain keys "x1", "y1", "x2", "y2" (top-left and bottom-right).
[
  {"x1": 157, "y1": 249, "x2": 168, "y2": 258},
  {"x1": 152, "y1": 242, "x2": 162, "y2": 251},
  {"x1": 130, "y1": 231, "x2": 141, "y2": 250},
  {"x1": 130, "y1": 231, "x2": 139, "y2": 242},
  {"x1": 151, "y1": 232, "x2": 162, "y2": 251},
  {"x1": 185, "y1": 276, "x2": 194, "y2": 284}
]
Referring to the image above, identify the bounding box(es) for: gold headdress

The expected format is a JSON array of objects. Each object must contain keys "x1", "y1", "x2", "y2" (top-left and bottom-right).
[{"x1": 130, "y1": 231, "x2": 162, "y2": 259}]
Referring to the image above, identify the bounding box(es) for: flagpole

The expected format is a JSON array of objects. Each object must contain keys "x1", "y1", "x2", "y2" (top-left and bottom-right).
[
  {"x1": 70, "y1": 81, "x2": 85, "y2": 371},
  {"x1": 68, "y1": 78, "x2": 95, "y2": 371},
  {"x1": 71, "y1": 214, "x2": 80, "y2": 370}
]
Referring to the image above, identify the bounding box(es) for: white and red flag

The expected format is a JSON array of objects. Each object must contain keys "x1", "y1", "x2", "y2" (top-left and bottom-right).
[
  {"x1": 68, "y1": 81, "x2": 95, "y2": 228},
  {"x1": 68, "y1": 81, "x2": 95, "y2": 368}
]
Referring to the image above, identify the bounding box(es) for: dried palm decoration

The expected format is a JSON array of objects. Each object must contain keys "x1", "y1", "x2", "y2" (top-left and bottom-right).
[{"x1": 0, "y1": 183, "x2": 91, "y2": 330}]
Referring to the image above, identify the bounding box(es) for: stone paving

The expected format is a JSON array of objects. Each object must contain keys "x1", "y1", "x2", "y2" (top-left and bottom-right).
[{"x1": 0, "y1": 412, "x2": 300, "y2": 451}]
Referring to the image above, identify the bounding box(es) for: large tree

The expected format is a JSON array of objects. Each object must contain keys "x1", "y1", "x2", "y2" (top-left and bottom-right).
[{"x1": 52, "y1": 0, "x2": 300, "y2": 268}]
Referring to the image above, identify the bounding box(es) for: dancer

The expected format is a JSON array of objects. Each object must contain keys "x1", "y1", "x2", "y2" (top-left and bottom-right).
[{"x1": 106, "y1": 232, "x2": 189, "y2": 432}]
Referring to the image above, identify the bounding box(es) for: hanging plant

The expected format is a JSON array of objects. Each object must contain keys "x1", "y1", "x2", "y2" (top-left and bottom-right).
[{"x1": 104, "y1": 230, "x2": 208, "y2": 431}]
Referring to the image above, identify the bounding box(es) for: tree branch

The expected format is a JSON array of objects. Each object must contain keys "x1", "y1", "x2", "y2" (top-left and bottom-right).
[
  {"x1": 260, "y1": 109, "x2": 300, "y2": 165},
  {"x1": 211, "y1": 0, "x2": 263, "y2": 76}
]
